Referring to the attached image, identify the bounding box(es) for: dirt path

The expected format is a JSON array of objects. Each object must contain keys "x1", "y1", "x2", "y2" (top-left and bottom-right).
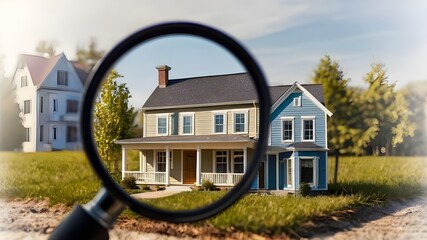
[
  {"x1": 1, "y1": 196, "x2": 427, "y2": 239},
  {"x1": 302, "y1": 195, "x2": 427, "y2": 240}
]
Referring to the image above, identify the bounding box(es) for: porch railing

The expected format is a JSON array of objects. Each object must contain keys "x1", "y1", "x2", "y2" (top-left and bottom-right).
[
  {"x1": 124, "y1": 171, "x2": 166, "y2": 184},
  {"x1": 201, "y1": 172, "x2": 244, "y2": 186}
]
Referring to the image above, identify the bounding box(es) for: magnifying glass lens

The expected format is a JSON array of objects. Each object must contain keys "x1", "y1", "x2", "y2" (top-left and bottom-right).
[{"x1": 92, "y1": 35, "x2": 259, "y2": 211}]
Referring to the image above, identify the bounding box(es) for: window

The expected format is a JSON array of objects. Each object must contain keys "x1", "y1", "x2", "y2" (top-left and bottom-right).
[
  {"x1": 40, "y1": 97, "x2": 43, "y2": 113},
  {"x1": 182, "y1": 114, "x2": 193, "y2": 134},
  {"x1": 24, "y1": 128, "x2": 30, "y2": 142},
  {"x1": 302, "y1": 118, "x2": 315, "y2": 141},
  {"x1": 293, "y1": 96, "x2": 301, "y2": 107},
  {"x1": 53, "y1": 99, "x2": 58, "y2": 112},
  {"x1": 233, "y1": 150, "x2": 244, "y2": 173},
  {"x1": 300, "y1": 159, "x2": 314, "y2": 184},
  {"x1": 53, "y1": 127, "x2": 57, "y2": 140},
  {"x1": 21, "y1": 75, "x2": 28, "y2": 87},
  {"x1": 281, "y1": 118, "x2": 294, "y2": 142},
  {"x1": 157, "y1": 151, "x2": 173, "y2": 172},
  {"x1": 157, "y1": 116, "x2": 168, "y2": 135},
  {"x1": 39, "y1": 125, "x2": 43, "y2": 142},
  {"x1": 24, "y1": 100, "x2": 31, "y2": 114},
  {"x1": 215, "y1": 151, "x2": 228, "y2": 173},
  {"x1": 57, "y1": 71, "x2": 68, "y2": 86},
  {"x1": 234, "y1": 112, "x2": 246, "y2": 133},
  {"x1": 286, "y1": 158, "x2": 293, "y2": 188},
  {"x1": 213, "y1": 113, "x2": 225, "y2": 133},
  {"x1": 66, "y1": 126, "x2": 77, "y2": 142},
  {"x1": 66, "y1": 100, "x2": 78, "y2": 113}
]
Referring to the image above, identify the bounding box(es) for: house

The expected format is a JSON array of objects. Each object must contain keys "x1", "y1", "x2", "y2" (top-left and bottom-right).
[
  {"x1": 115, "y1": 65, "x2": 332, "y2": 191},
  {"x1": 11, "y1": 53, "x2": 87, "y2": 152}
]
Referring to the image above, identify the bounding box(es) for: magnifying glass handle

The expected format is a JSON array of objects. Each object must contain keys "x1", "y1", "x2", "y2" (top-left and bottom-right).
[{"x1": 49, "y1": 187, "x2": 126, "y2": 240}]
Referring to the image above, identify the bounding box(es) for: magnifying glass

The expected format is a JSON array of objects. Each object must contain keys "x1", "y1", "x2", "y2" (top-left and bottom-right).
[{"x1": 50, "y1": 22, "x2": 271, "y2": 240}]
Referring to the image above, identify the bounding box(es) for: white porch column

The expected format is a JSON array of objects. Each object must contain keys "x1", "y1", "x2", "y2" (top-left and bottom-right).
[
  {"x1": 196, "y1": 145, "x2": 201, "y2": 186},
  {"x1": 243, "y1": 147, "x2": 248, "y2": 173},
  {"x1": 121, "y1": 147, "x2": 126, "y2": 180},
  {"x1": 139, "y1": 150, "x2": 143, "y2": 172},
  {"x1": 166, "y1": 146, "x2": 170, "y2": 186}
]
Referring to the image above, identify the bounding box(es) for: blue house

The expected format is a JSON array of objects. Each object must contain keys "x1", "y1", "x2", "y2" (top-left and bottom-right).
[
  {"x1": 116, "y1": 67, "x2": 332, "y2": 193},
  {"x1": 253, "y1": 82, "x2": 332, "y2": 192}
]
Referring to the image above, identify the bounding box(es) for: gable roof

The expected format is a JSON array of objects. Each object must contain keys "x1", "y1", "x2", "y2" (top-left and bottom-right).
[
  {"x1": 143, "y1": 72, "x2": 326, "y2": 110},
  {"x1": 272, "y1": 82, "x2": 332, "y2": 117},
  {"x1": 17, "y1": 53, "x2": 88, "y2": 87}
]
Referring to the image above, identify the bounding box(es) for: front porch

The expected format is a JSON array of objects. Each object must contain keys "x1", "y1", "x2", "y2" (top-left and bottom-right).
[{"x1": 116, "y1": 135, "x2": 256, "y2": 187}]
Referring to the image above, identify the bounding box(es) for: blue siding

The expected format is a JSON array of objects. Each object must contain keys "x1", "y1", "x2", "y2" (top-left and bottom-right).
[
  {"x1": 267, "y1": 155, "x2": 277, "y2": 190},
  {"x1": 251, "y1": 172, "x2": 259, "y2": 189},
  {"x1": 270, "y1": 92, "x2": 327, "y2": 148},
  {"x1": 297, "y1": 151, "x2": 328, "y2": 190}
]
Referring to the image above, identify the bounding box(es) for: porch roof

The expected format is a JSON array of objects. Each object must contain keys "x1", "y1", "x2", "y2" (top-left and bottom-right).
[
  {"x1": 267, "y1": 142, "x2": 328, "y2": 153},
  {"x1": 115, "y1": 134, "x2": 256, "y2": 145}
]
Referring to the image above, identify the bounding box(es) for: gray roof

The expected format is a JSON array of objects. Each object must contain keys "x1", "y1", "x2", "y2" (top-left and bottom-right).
[
  {"x1": 143, "y1": 73, "x2": 324, "y2": 109},
  {"x1": 115, "y1": 134, "x2": 255, "y2": 145},
  {"x1": 288, "y1": 142, "x2": 325, "y2": 149}
]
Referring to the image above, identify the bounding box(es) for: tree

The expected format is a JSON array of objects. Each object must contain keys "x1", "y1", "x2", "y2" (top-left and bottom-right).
[
  {"x1": 94, "y1": 70, "x2": 136, "y2": 173},
  {"x1": 360, "y1": 63, "x2": 415, "y2": 155},
  {"x1": 76, "y1": 38, "x2": 104, "y2": 70},
  {"x1": 0, "y1": 56, "x2": 25, "y2": 150},
  {"x1": 311, "y1": 55, "x2": 355, "y2": 184},
  {"x1": 35, "y1": 41, "x2": 57, "y2": 57}
]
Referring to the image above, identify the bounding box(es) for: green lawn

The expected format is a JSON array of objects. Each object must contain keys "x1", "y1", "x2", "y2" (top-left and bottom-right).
[{"x1": 0, "y1": 152, "x2": 426, "y2": 235}]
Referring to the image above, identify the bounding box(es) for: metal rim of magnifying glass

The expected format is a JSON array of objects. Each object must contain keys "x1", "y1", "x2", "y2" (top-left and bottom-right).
[{"x1": 81, "y1": 22, "x2": 271, "y2": 223}]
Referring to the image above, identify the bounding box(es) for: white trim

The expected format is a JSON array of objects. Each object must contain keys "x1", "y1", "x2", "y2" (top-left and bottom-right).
[
  {"x1": 121, "y1": 147, "x2": 126, "y2": 180},
  {"x1": 301, "y1": 116, "x2": 316, "y2": 142},
  {"x1": 324, "y1": 113, "x2": 328, "y2": 149},
  {"x1": 232, "y1": 110, "x2": 249, "y2": 134},
  {"x1": 180, "y1": 112, "x2": 195, "y2": 135},
  {"x1": 213, "y1": 150, "x2": 229, "y2": 173},
  {"x1": 299, "y1": 157, "x2": 317, "y2": 188},
  {"x1": 271, "y1": 82, "x2": 333, "y2": 117},
  {"x1": 280, "y1": 116, "x2": 295, "y2": 143},
  {"x1": 212, "y1": 111, "x2": 227, "y2": 134},
  {"x1": 231, "y1": 149, "x2": 245, "y2": 173},
  {"x1": 293, "y1": 96, "x2": 302, "y2": 107},
  {"x1": 285, "y1": 157, "x2": 294, "y2": 189},
  {"x1": 156, "y1": 114, "x2": 169, "y2": 136}
]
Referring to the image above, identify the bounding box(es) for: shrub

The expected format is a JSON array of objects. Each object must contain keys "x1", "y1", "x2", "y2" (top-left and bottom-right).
[
  {"x1": 201, "y1": 179, "x2": 217, "y2": 191},
  {"x1": 110, "y1": 172, "x2": 122, "y2": 184},
  {"x1": 141, "y1": 185, "x2": 151, "y2": 191},
  {"x1": 299, "y1": 182, "x2": 311, "y2": 197},
  {"x1": 155, "y1": 185, "x2": 166, "y2": 191},
  {"x1": 121, "y1": 176, "x2": 137, "y2": 189}
]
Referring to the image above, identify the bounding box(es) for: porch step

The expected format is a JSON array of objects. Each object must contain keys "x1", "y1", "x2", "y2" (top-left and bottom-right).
[{"x1": 165, "y1": 186, "x2": 192, "y2": 192}]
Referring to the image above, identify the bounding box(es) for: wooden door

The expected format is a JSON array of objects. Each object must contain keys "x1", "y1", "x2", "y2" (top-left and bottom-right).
[{"x1": 183, "y1": 150, "x2": 196, "y2": 184}]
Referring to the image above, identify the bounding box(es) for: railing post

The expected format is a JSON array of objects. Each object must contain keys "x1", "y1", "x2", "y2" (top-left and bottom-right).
[
  {"x1": 121, "y1": 147, "x2": 126, "y2": 180},
  {"x1": 166, "y1": 146, "x2": 170, "y2": 186},
  {"x1": 196, "y1": 145, "x2": 201, "y2": 186}
]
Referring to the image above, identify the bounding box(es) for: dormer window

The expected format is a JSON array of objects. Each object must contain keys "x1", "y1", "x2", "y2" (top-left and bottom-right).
[
  {"x1": 293, "y1": 96, "x2": 301, "y2": 107},
  {"x1": 57, "y1": 71, "x2": 68, "y2": 86}
]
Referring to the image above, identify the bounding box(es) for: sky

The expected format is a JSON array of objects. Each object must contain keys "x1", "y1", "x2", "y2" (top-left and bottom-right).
[{"x1": 1, "y1": 0, "x2": 427, "y2": 107}]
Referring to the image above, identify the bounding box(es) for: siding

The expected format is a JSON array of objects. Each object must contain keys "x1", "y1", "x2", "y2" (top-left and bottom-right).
[
  {"x1": 144, "y1": 104, "x2": 258, "y2": 138},
  {"x1": 270, "y1": 91, "x2": 327, "y2": 148}
]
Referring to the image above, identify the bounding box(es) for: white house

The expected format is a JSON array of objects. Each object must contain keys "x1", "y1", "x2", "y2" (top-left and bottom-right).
[{"x1": 12, "y1": 53, "x2": 87, "y2": 152}]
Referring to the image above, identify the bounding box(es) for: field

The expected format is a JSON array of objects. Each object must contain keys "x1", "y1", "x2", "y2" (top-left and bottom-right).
[{"x1": 0, "y1": 151, "x2": 426, "y2": 234}]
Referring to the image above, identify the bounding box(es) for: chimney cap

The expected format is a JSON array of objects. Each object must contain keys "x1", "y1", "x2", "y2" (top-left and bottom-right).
[{"x1": 156, "y1": 65, "x2": 171, "y2": 71}]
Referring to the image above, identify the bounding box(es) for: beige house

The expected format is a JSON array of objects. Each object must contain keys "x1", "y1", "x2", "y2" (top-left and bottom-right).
[{"x1": 116, "y1": 66, "x2": 259, "y2": 186}]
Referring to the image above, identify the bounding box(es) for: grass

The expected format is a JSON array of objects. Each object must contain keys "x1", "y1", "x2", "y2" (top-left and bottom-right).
[
  {"x1": 0, "y1": 151, "x2": 101, "y2": 205},
  {"x1": 328, "y1": 156, "x2": 427, "y2": 201},
  {"x1": 0, "y1": 152, "x2": 426, "y2": 235}
]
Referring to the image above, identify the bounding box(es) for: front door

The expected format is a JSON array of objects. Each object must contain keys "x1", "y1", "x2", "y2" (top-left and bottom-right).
[{"x1": 183, "y1": 150, "x2": 196, "y2": 184}]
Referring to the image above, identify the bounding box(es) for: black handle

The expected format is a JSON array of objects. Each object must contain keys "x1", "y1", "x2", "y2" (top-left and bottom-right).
[{"x1": 49, "y1": 205, "x2": 109, "y2": 240}]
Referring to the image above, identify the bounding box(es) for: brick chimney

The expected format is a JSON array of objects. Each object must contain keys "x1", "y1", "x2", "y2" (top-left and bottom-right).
[{"x1": 156, "y1": 65, "x2": 171, "y2": 88}]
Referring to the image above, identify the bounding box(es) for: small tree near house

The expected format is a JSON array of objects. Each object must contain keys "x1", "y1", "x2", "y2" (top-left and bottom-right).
[{"x1": 93, "y1": 70, "x2": 136, "y2": 173}]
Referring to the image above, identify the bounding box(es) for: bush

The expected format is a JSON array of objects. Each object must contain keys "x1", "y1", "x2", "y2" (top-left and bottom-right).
[
  {"x1": 201, "y1": 179, "x2": 217, "y2": 191},
  {"x1": 110, "y1": 172, "x2": 122, "y2": 184},
  {"x1": 299, "y1": 182, "x2": 311, "y2": 197},
  {"x1": 121, "y1": 176, "x2": 137, "y2": 189},
  {"x1": 141, "y1": 185, "x2": 151, "y2": 191},
  {"x1": 155, "y1": 185, "x2": 166, "y2": 191}
]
